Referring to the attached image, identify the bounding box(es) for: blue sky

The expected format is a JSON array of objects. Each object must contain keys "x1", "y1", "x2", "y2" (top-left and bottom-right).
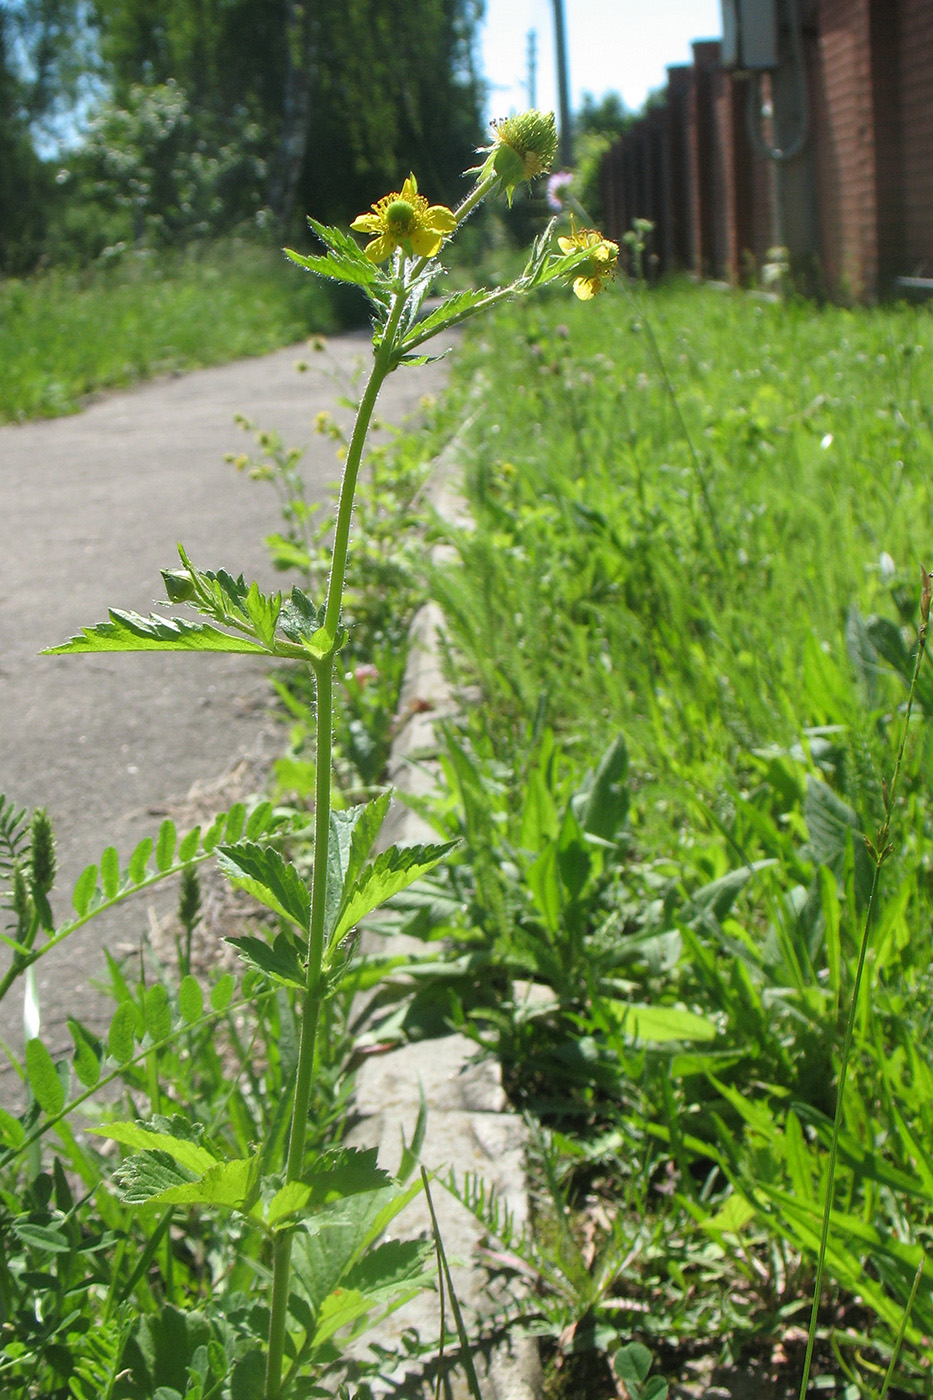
[{"x1": 478, "y1": 0, "x2": 723, "y2": 121}]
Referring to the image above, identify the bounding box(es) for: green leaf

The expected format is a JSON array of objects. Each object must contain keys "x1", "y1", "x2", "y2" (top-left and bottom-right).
[
  {"x1": 578, "y1": 735, "x2": 629, "y2": 841},
  {"x1": 326, "y1": 793, "x2": 391, "y2": 940},
  {"x1": 72, "y1": 864, "x2": 98, "y2": 917},
  {"x1": 0, "y1": 1106, "x2": 26, "y2": 1148},
  {"x1": 178, "y1": 976, "x2": 203, "y2": 1024},
  {"x1": 108, "y1": 1001, "x2": 138, "y2": 1064},
  {"x1": 145, "y1": 984, "x2": 173, "y2": 1041},
  {"x1": 224, "y1": 804, "x2": 246, "y2": 842},
  {"x1": 330, "y1": 840, "x2": 456, "y2": 948},
  {"x1": 43, "y1": 609, "x2": 269, "y2": 655},
  {"x1": 93, "y1": 1120, "x2": 217, "y2": 1175},
  {"x1": 210, "y1": 973, "x2": 235, "y2": 1011},
  {"x1": 128, "y1": 837, "x2": 153, "y2": 884},
  {"x1": 216, "y1": 842, "x2": 310, "y2": 930},
  {"x1": 100, "y1": 846, "x2": 120, "y2": 899},
  {"x1": 115, "y1": 1152, "x2": 262, "y2": 1211},
  {"x1": 225, "y1": 933, "x2": 306, "y2": 989},
  {"x1": 68, "y1": 1018, "x2": 102, "y2": 1088},
  {"x1": 26, "y1": 1038, "x2": 65, "y2": 1115},
  {"x1": 156, "y1": 820, "x2": 177, "y2": 872},
  {"x1": 289, "y1": 220, "x2": 385, "y2": 294},
  {"x1": 12, "y1": 1218, "x2": 72, "y2": 1253},
  {"x1": 246, "y1": 801, "x2": 274, "y2": 839},
  {"x1": 400, "y1": 286, "x2": 492, "y2": 350},
  {"x1": 202, "y1": 812, "x2": 226, "y2": 854},
  {"x1": 266, "y1": 1181, "x2": 313, "y2": 1228},
  {"x1": 178, "y1": 826, "x2": 200, "y2": 862},
  {"x1": 608, "y1": 1001, "x2": 718, "y2": 1044}
]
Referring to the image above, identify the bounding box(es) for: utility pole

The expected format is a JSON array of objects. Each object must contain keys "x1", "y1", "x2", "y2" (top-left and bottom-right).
[
  {"x1": 551, "y1": 0, "x2": 573, "y2": 166},
  {"x1": 527, "y1": 29, "x2": 537, "y2": 110}
]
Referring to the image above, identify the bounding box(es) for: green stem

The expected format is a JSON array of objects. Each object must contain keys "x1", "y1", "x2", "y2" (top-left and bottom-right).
[
  {"x1": 323, "y1": 290, "x2": 408, "y2": 640},
  {"x1": 265, "y1": 288, "x2": 408, "y2": 1400}
]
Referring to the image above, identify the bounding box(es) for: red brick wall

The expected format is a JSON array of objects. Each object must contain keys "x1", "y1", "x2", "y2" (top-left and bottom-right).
[
  {"x1": 898, "y1": 0, "x2": 933, "y2": 273},
  {"x1": 813, "y1": 0, "x2": 878, "y2": 299},
  {"x1": 599, "y1": 0, "x2": 933, "y2": 300}
]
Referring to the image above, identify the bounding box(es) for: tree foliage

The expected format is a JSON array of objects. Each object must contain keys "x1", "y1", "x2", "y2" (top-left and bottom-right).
[
  {"x1": 90, "y1": 0, "x2": 486, "y2": 233},
  {"x1": 1, "y1": 0, "x2": 486, "y2": 271}
]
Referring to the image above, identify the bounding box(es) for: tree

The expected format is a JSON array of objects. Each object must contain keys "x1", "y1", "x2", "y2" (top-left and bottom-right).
[{"x1": 90, "y1": 0, "x2": 486, "y2": 233}]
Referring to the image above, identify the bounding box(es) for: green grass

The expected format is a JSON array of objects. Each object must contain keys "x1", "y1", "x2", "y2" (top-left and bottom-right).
[
  {"x1": 0, "y1": 239, "x2": 356, "y2": 422},
  {"x1": 389, "y1": 279, "x2": 933, "y2": 1391}
]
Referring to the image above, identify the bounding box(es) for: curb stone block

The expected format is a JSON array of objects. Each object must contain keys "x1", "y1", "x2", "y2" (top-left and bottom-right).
[{"x1": 343, "y1": 456, "x2": 542, "y2": 1397}]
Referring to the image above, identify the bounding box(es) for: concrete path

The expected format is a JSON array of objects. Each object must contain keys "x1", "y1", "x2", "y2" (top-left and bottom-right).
[{"x1": 0, "y1": 331, "x2": 454, "y2": 1052}]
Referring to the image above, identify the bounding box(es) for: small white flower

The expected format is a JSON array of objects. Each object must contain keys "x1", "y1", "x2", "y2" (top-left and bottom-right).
[
  {"x1": 820, "y1": 433, "x2": 833, "y2": 450},
  {"x1": 879, "y1": 551, "x2": 896, "y2": 581}
]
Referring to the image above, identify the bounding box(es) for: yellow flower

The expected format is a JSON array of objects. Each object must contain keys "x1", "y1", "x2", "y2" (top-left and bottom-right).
[
  {"x1": 350, "y1": 173, "x2": 456, "y2": 263},
  {"x1": 557, "y1": 219, "x2": 619, "y2": 300}
]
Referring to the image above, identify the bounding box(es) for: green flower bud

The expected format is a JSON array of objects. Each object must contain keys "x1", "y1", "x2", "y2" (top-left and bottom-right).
[
  {"x1": 30, "y1": 808, "x2": 55, "y2": 898},
  {"x1": 477, "y1": 110, "x2": 558, "y2": 204},
  {"x1": 163, "y1": 568, "x2": 196, "y2": 603}
]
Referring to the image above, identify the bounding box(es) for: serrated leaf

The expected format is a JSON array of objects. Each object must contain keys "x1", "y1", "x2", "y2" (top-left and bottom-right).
[
  {"x1": 100, "y1": 846, "x2": 120, "y2": 899},
  {"x1": 68, "y1": 1018, "x2": 102, "y2": 1088},
  {"x1": 210, "y1": 973, "x2": 235, "y2": 1011},
  {"x1": 115, "y1": 1152, "x2": 261, "y2": 1211},
  {"x1": 145, "y1": 984, "x2": 172, "y2": 1041},
  {"x1": 400, "y1": 286, "x2": 492, "y2": 350},
  {"x1": 217, "y1": 842, "x2": 310, "y2": 930},
  {"x1": 128, "y1": 837, "x2": 153, "y2": 884},
  {"x1": 331, "y1": 840, "x2": 456, "y2": 947},
  {"x1": 72, "y1": 864, "x2": 98, "y2": 917},
  {"x1": 267, "y1": 1181, "x2": 313, "y2": 1228},
  {"x1": 94, "y1": 1121, "x2": 217, "y2": 1174},
  {"x1": 26, "y1": 1038, "x2": 65, "y2": 1115},
  {"x1": 43, "y1": 609, "x2": 269, "y2": 655},
  {"x1": 108, "y1": 1001, "x2": 138, "y2": 1064},
  {"x1": 225, "y1": 933, "x2": 306, "y2": 989},
  {"x1": 326, "y1": 794, "x2": 391, "y2": 940},
  {"x1": 156, "y1": 820, "x2": 177, "y2": 872},
  {"x1": 178, "y1": 976, "x2": 203, "y2": 1024},
  {"x1": 224, "y1": 804, "x2": 246, "y2": 842}
]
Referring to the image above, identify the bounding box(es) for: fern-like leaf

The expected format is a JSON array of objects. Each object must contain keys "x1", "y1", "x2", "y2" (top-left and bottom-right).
[{"x1": 0, "y1": 796, "x2": 30, "y2": 881}]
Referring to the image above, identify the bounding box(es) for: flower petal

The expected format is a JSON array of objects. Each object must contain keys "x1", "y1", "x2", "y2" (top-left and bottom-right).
[
  {"x1": 351, "y1": 213, "x2": 383, "y2": 233},
  {"x1": 364, "y1": 234, "x2": 396, "y2": 263},
  {"x1": 410, "y1": 228, "x2": 444, "y2": 258},
  {"x1": 425, "y1": 205, "x2": 457, "y2": 233}
]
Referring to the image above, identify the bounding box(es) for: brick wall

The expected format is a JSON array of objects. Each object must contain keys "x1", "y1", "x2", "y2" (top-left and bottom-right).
[
  {"x1": 600, "y1": 0, "x2": 933, "y2": 301},
  {"x1": 898, "y1": 0, "x2": 933, "y2": 274}
]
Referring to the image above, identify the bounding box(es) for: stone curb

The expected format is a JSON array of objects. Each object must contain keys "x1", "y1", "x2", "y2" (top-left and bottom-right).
[{"x1": 343, "y1": 442, "x2": 542, "y2": 1398}]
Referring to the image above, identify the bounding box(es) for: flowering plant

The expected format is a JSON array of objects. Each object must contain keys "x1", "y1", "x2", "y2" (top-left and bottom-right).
[{"x1": 44, "y1": 111, "x2": 619, "y2": 1400}]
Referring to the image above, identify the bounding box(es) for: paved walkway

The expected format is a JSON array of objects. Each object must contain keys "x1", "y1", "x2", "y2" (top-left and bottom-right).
[{"x1": 0, "y1": 332, "x2": 455, "y2": 1050}]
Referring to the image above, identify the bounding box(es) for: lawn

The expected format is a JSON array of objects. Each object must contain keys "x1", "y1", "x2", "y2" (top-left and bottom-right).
[
  {"x1": 374, "y1": 279, "x2": 933, "y2": 1396},
  {"x1": 0, "y1": 239, "x2": 352, "y2": 422}
]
